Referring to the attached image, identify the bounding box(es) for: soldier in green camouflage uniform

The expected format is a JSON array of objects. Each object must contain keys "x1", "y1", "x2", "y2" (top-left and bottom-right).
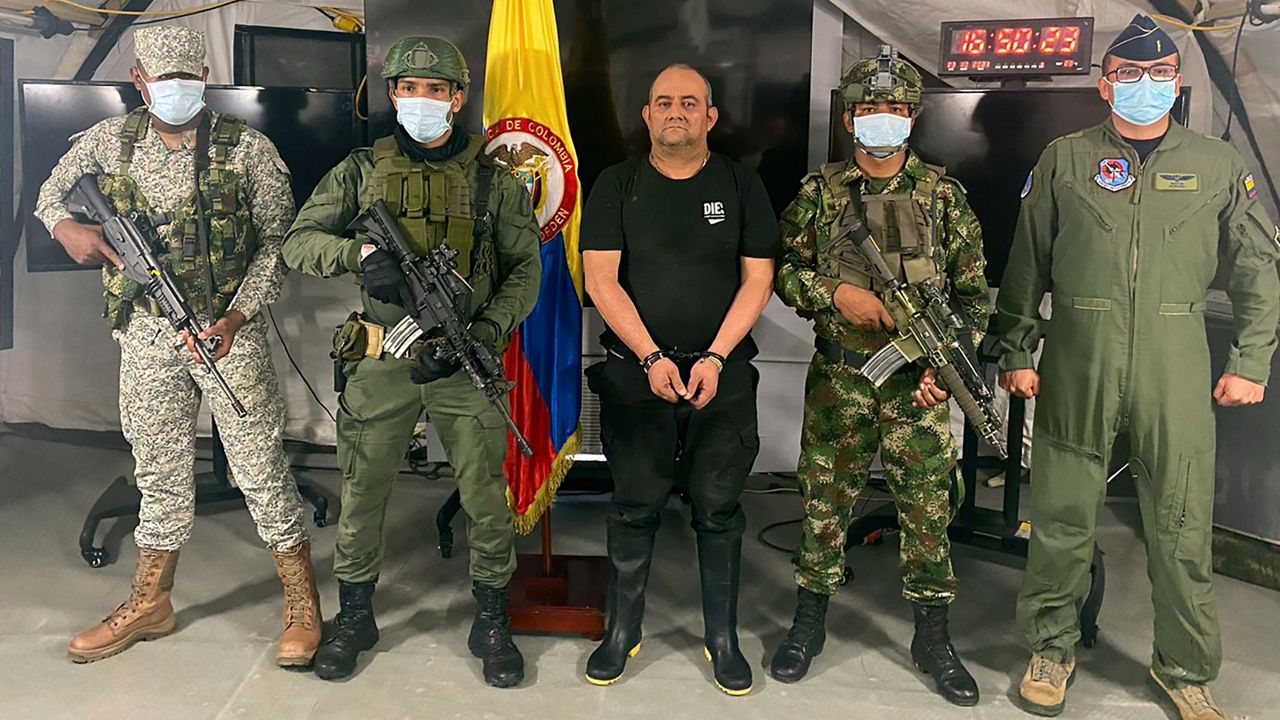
[
  {"x1": 282, "y1": 36, "x2": 541, "y2": 688},
  {"x1": 768, "y1": 47, "x2": 989, "y2": 706},
  {"x1": 34, "y1": 26, "x2": 321, "y2": 668}
]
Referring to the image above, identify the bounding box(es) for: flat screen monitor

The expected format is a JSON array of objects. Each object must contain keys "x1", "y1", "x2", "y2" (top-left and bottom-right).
[
  {"x1": 830, "y1": 87, "x2": 1191, "y2": 285},
  {"x1": 233, "y1": 25, "x2": 365, "y2": 89},
  {"x1": 20, "y1": 81, "x2": 362, "y2": 272}
]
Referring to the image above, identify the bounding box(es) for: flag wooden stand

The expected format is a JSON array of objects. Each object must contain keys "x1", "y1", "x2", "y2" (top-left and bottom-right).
[{"x1": 508, "y1": 508, "x2": 608, "y2": 640}]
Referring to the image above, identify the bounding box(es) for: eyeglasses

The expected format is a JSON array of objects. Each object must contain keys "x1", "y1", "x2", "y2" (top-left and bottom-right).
[{"x1": 1106, "y1": 64, "x2": 1179, "y2": 84}]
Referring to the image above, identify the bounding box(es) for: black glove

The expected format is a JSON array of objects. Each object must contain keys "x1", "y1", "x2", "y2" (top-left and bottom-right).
[
  {"x1": 360, "y1": 249, "x2": 407, "y2": 306},
  {"x1": 410, "y1": 348, "x2": 461, "y2": 385}
]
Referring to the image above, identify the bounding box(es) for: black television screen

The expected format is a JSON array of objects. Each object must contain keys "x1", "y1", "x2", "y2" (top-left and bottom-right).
[
  {"x1": 20, "y1": 81, "x2": 362, "y2": 272},
  {"x1": 830, "y1": 87, "x2": 1191, "y2": 285},
  {"x1": 233, "y1": 25, "x2": 365, "y2": 89}
]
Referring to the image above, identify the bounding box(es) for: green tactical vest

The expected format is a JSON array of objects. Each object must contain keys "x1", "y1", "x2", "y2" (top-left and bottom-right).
[
  {"x1": 816, "y1": 160, "x2": 945, "y2": 292},
  {"x1": 359, "y1": 133, "x2": 496, "y2": 281},
  {"x1": 100, "y1": 108, "x2": 259, "y2": 329}
]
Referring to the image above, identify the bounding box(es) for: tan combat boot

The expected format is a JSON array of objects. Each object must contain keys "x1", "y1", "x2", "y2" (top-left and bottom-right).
[
  {"x1": 1149, "y1": 669, "x2": 1227, "y2": 720},
  {"x1": 1018, "y1": 653, "x2": 1076, "y2": 717},
  {"x1": 68, "y1": 548, "x2": 178, "y2": 663},
  {"x1": 272, "y1": 541, "x2": 321, "y2": 668}
]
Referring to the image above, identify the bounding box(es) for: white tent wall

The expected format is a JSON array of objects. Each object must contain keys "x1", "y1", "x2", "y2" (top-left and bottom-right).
[
  {"x1": 1201, "y1": 21, "x2": 1280, "y2": 229},
  {"x1": 0, "y1": 1, "x2": 363, "y2": 446}
]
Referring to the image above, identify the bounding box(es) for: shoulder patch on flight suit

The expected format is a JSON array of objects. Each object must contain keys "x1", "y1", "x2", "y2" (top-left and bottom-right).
[
  {"x1": 1244, "y1": 173, "x2": 1258, "y2": 199},
  {"x1": 1020, "y1": 171, "x2": 1034, "y2": 199},
  {"x1": 1095, "y1": 158, "x2": 1135, "y2": 192},
  {"x1": 1155, "y1": 173, "x2": 1198, "y2": 191}
]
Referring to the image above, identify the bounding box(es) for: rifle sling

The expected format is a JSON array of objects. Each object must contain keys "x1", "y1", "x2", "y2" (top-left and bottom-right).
[{"x1": 193, "y1": 113, "x2": 217, "y2": 321}]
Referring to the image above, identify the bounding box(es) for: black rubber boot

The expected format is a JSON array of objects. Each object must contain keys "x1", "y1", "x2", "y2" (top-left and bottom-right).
[
  {"x1": 586, "y1": 529, "x2": 656, "y2": 685},
  {"x1": 910, "y1": 602, "x2": 979, "y2": 707},
  {"x1": 468, "y1": 583, "x2": 524, "y2": 688},
  {"x1": 313, "y1": 580, "x2": 378, "y2": 680},
  {"x1": 697, "y1": 532, "x2": 752, "y2": 696},
  {"x1": 769, "y1": 586, "x2": 830, "y2": 683}
]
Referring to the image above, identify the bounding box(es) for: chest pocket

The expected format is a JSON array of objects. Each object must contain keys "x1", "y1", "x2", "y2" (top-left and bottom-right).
[
  {"x1": 362, "y1": 135, "x2": 495, "y2": 280},
  {"x1": 817, "y1": 193, "x2": 939, "y2": 292},
  {"x1": 98, "y1": 110, "x2": 259, "y2": 327}
]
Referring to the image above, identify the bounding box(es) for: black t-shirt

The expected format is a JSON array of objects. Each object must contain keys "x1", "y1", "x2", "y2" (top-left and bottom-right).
[
  {"x1": 580, "y1": 154, "x2": 781, "y2": 360},
  {"x1": 1124, "y1": 133, "x2": 1166, "y2": 164}
]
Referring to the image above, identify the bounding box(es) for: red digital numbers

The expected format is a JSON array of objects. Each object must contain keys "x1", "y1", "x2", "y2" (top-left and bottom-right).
[
  {"x1": 1037, "y1": 25, "x2": 1080, "y2": 55},
  {"x1": 951, "y1": 28, "x2": 987, "y2": 56},
  {"x1": 993, "y1": 27, "x2": 1013, "y2": 55},
  {"x1": 1012, "y1": 27, "x2": 1034, "y2": 54},
  {"x1": 1039, "y1": 26, "x2": 1062, "y2": 54},
  {"x1": 952, "y1": 23, "x2": 1081, "y2": 60},
  {"x1": 994, "y1": 27, "x2": 1033, "y2": 55},
  {"x1": 1060, "y1": 25, "x2": 1080, "y2": 54}
]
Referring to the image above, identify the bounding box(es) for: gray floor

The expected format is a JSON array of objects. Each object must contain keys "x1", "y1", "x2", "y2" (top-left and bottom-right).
[{"x1": 1, "y1": 432, "x2": 1278, "y2": 720}]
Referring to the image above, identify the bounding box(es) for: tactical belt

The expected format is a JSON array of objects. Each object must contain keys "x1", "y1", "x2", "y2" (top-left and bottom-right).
[
  {"x1": 334, "y1": 314, "x2": 431, "y2": 362},
  {"x1": 815, "y1": 336, "x2": 870, "y2": 370}
]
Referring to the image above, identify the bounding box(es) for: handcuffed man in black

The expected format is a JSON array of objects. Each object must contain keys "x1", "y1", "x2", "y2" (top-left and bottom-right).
[{"x1": 580, "y1": 63, "x2": 780, "y2": 696}]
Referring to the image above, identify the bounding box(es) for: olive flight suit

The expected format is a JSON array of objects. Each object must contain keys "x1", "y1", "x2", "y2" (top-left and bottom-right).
[{"x1": 998, "y1": 120, "x2": 1280, "y2": 687}]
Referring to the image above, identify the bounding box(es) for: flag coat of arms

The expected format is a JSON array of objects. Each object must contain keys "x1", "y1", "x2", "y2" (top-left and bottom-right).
[{"x1": 483, "y1": 0, "x2": 583, "y2": 534}]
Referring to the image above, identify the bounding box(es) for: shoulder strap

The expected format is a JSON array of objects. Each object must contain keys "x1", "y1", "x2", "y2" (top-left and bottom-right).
[
  {"x1": 820, "y1": 161, "x2": 850, "y2": 202},
  {"x1": 115, "y1": 108, "x2": 151, "y2": 176},
  {"x1": 193, "y1": 113, "x2": 217, "y2": 313},
  {"x1": 473, "y1": 144, "x2": 496, "y2": 236},
  {"x1": 918, "y1": 162, "x2": 945, "y2": 196},
  {"x1": 371, "y1": 135, "x2": 401, "y2": 163},
  {"x1": 209, "y1": 114, "x2": 245, "y2": 168}
]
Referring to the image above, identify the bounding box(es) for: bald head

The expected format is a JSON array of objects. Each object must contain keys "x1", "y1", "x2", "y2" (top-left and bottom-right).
[
  {"x1": 648, "y1": 63, "x2": 713, "y2": 107},
  {"x1": 642, "y1": 64, "x2": 719, "y2": 151}
]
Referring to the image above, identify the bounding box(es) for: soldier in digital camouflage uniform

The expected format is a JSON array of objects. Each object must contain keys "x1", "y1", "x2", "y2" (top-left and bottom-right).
[
  {"x1": 35, "y1": 25, "x2": 320, "y2": 669},
  {"x1": 282, "y1": 36, "x2": 541, "y2": 687},
  {"x1": 768, "y1": 47, "x2": 989, "y2": 706}
]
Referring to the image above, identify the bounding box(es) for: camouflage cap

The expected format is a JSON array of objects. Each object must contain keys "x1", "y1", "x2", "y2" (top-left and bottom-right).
[
  {"x1": 840, "y1": 46, "x2": 923, "y2": 109},
  {"x1": 381, "y1": 36, "x2": 470, "y2": 87},
  {"x1": 134, "y1": 25, "x2": 206, "y2": 77}
]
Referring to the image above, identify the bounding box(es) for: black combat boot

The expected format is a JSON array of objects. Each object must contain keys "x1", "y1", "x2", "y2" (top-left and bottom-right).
[
  {"x1": 586, "y1": 529, "x2": 656, "y2": 685},
  {"x1": 697, "y1": 532, "x2": 752, "y2": 696},
  {"x1": 313, "y1": 580, "x2": 378, "y2": 680},
  {"x1": 769, "y1": 586, "x2": 830, "y2": 683},
  {"x1": 468, "y1": 583, "x2": 524, "y2": 688},
  {"x1": 910, "y1": 602, "x2": 979, "y2": 706}
]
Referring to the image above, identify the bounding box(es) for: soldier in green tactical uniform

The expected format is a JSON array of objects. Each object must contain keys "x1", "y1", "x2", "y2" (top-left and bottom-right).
[
  {"x1": 999, "y1": 16, "x2": 1280, "y2": 719},
  {"x1": 282, "y1": 36, "x2": 542, "y2": 687},
  {"x1": 770, "y1": 46, "x2": 990, "y2": 707}
]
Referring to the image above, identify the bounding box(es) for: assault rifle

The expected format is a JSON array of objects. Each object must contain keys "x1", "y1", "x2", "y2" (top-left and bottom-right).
[
  {"x1": 835, "y1": 201, "x2": 1006, "y2": 458},
  {"x1": 66, "y1": 174, "x2": 246, "y2": 418},
  {"x1": 349, "y1": 200, "x2": 533, "y2": 457}
]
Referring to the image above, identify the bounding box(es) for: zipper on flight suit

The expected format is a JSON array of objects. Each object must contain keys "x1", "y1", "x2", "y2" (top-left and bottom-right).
[
  {"x1": 1120, "y1": 135, "x2": 1174, "y2": 428},
  {"x1": 1122, "y1": 143, "x2": 1149, "y2": 428}
]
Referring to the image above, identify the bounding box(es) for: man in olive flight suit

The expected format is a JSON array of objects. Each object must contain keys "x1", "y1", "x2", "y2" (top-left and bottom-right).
[
  {"x1": 998, "y1": 15, "x2": 1280, "y2": 719},
  {"x1": 770, "y1": 47, "x2": 988, "y2": 707},
  {"x1": 282, "y1": 36, "x2": 541, "y2": 687}
]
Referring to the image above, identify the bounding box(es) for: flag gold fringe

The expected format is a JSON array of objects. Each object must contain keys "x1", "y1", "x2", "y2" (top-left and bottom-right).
[{"x1": 508, "y1": 429, "x2": 582, "y2": 535}]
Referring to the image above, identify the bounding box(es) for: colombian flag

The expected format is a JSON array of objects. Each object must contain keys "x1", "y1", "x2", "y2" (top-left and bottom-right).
[{"x1": 483, "y1": 0, "x2": 583, "y2": 534}]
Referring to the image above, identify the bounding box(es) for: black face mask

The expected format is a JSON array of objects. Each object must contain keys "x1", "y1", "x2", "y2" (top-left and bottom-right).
[{"x1": 395, "y1": 122, "x2": 470, "y2": 163}]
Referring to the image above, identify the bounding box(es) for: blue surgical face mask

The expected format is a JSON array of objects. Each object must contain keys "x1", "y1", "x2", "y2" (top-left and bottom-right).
[
  {"x1": 145, "y1": 78, "x2": 205, "y2": 125},
  {"x1": 396, "y1": 96, "x2": 453, "y2": 144},
  {"x1": 853, "y1": 112, "x2": 912, "y2": 157},
  {"x1": 1109, "y1": 75, "x2": 1177, "y2": 127}
]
